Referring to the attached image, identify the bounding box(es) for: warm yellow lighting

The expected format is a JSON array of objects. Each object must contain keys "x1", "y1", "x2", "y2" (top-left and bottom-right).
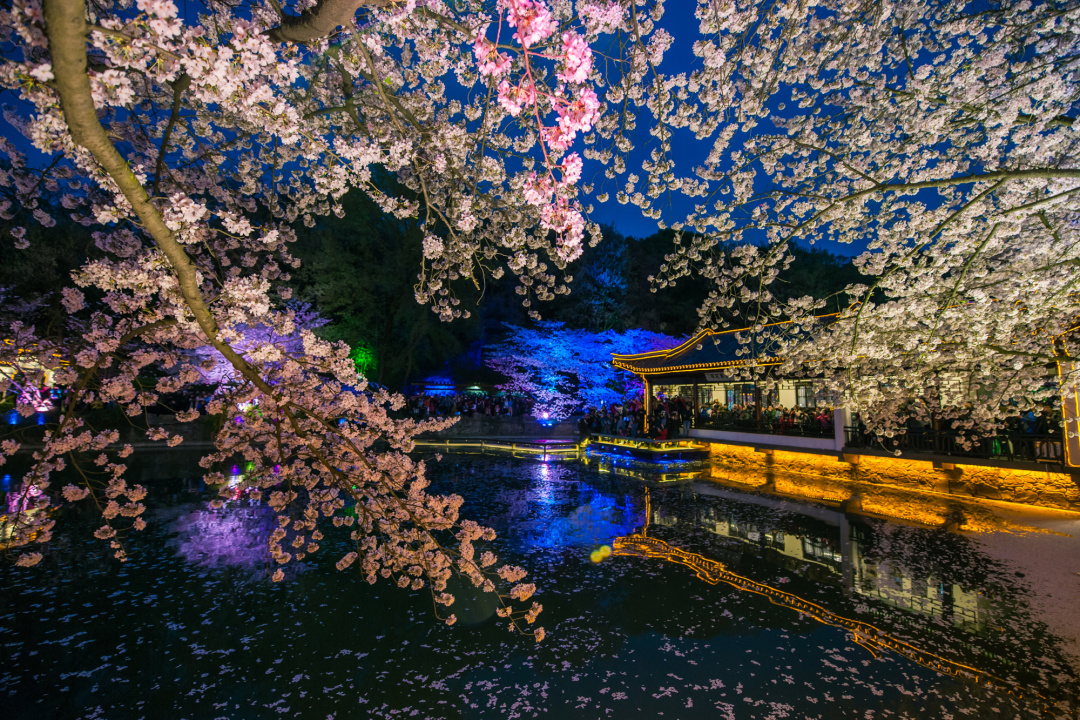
[
  {"x1": 1057, "y1": 342, "x2": 1079, "y2": 468},
  {"x1": 0, "y1": 508, "x2": 49, "y2": 550},
  {"x1": 706, "y1": 442, "x2": 1080, "y2": 515},
  {"x1": 614, "y1": 533, "x2": 1039, "y2": 701},
  {"x1": 590, "y1": 434, "x2": 709, "y2": 452},
  {"x1": 611, "y1": 314, "x2": 840, "y2": 374}
]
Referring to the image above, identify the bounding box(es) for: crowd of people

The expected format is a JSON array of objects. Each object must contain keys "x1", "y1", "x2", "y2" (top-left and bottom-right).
[
  {"x1": 406, "y1": 391, "x2": 532, "y2": 419},
  {"x1": 578, "y1": 396, "x2": 695, "y2": 441},
  {"x1": 578, "y1": 397, "x2": 838, "y2": 440},
  {"x1": 699, "y1": 402, "x2": 836, "y2": 436}
]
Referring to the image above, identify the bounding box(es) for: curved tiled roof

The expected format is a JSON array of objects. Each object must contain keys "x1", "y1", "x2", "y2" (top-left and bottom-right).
[{"x1": 611, "y1": 315, "x2": 839, "y2": 376}]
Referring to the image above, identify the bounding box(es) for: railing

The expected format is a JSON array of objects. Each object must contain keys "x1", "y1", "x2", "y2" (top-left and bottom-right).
[
  {"x1": 844, "y1": 427, "x2": 1066, "y2": 465},
  {"x1": 695, "y1": 416, "x2": 835, "y2": 439},
  {"x1": 412, "y1": 438, "x2": 582, "y2": 458}
]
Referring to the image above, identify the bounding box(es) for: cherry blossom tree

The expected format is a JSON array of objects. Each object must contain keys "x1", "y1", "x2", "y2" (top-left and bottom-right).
[
  {"x1": 0, "y1": 0, "x2": 1076, "y2": 630},
  {"x1": 641, "y1": 0, "x2": 1080, "y2": 439},
  {"x1": 0, "y1": 0, "x2": 645, "y2": 637},
  {"x1": 188, "y1": 302, "x2": 328, "y2": 390},
  {"x1": 486, "y1": 322, "x2": 678, "y2": 420}
]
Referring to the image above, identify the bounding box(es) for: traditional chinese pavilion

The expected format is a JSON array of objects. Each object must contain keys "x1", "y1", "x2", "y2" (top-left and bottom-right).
[{"x1": 611, "y1": 325, "x2": 1080, "y2": 471}]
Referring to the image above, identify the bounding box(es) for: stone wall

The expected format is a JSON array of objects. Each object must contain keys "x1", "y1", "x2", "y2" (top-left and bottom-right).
[{"x1": 707, "y1": 443, "x2": 1080, "y2": 513}]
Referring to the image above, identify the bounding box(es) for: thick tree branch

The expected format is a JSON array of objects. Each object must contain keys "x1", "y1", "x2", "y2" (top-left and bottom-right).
[
  {"x1": 793, "y1": 168, "x2": 1080, "y2": 238},
  {"x1": 44, "y1": 0, "x2": 270, "y2": 397},
  {"x1": 265, "y1": 0, "x2": 384, "y2": 46}
]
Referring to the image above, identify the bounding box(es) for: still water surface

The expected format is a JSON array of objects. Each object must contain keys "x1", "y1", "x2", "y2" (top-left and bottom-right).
[{"x1": 2, "y1": 452, "x2": 1079, "y2": 718}]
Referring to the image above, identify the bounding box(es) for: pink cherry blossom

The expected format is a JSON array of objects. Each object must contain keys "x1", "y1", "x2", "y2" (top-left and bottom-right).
[
  {"x1": 557, "y1": 33, "x2": 592, "y2": 84},
  {"x1": 473, "y1": 36, "x2": 511, "y2": 77},
  {"x1": 498, "y1": 0, "x2": 558, "y2": 49}
]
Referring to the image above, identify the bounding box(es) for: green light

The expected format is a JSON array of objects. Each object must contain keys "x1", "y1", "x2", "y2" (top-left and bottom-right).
[{"x1": 350, "y1": 343, "x2": 376, "y2": 378}]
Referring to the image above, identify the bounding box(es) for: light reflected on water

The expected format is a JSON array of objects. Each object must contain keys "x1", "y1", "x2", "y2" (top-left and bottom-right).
[
  {"x1": 1, "y1": 452, "x2": 1078, "y2": 719},
  {"x1": 615, "y1": 489, "x2": 1059, "y2": 711},
  {"x1": 169, "y1": 502, "x2": 273, "y2": 569}
]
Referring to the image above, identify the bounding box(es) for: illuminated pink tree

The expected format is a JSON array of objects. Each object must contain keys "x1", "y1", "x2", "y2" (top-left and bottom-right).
[{"x1": 0, "y1": 0, "x2": 643, "y2": 638}]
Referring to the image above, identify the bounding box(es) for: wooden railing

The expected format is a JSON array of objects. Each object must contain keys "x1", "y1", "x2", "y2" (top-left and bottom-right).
[
  {"x1": 844, "y1": 427, "x2": 1066, "y2": 465},
  {"x1": 695, "y1": 415, "x2": 834, "y2": 439}
]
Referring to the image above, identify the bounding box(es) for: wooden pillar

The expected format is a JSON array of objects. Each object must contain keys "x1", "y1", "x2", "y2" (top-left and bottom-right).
[
  {"x1": 643, "y1": 376, "x2": 651, "y2": 434},
  {"x1": 754, "y1": 381, "x2": 762, "y2": 428},
  {"x1": 1061, "y1": 357, "x2": 1079, "y2": 467},
  {"x1": 692, "y1": 381, "x2": 700, "y2": 427}
]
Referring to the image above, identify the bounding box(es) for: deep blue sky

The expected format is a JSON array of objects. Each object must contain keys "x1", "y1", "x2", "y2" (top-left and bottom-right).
[
  {"x1": 0, "y1": 2, "x2": 858, "y2": 258},
  {"x1": 578, "y1": 7, "x2": 859, "y2": 258}
]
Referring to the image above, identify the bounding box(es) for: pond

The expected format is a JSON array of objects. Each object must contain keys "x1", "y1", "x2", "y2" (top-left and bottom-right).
[{"x1": 2, "y1": 451, "x2": 1079, "y2": 719}]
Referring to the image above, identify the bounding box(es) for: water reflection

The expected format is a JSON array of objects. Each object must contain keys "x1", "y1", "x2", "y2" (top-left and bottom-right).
[
  {"x1": 481, "y1": 460, "x2": 643, "y2": 549},
  {"x1": 169, "y1": 501, "x2": 273, "y2": 569},
  {"x1": 4, "y1": 451, "x2": 1079, "y2": 719},
  {"x1": 621, "y1": 479, "x2": 1079, "y2": 712},
  {"x1": 620, "y1": 488, "x2": 1047, "y2": 700}
]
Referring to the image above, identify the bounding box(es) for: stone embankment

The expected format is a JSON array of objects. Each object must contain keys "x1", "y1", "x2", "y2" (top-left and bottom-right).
[{"x1": 707, "y1": 443, "x2": 1080, "y2": 513}]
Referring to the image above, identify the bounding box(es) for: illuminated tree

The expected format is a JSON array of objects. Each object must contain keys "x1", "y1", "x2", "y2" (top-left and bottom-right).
[
  {"x1": 0, "y1": 0, "x2": 633, "y2": 637},
  {"x1": 189, "y1": 303, "x2": 328, "y2": 390},
  {"x1": 486, "y1": 322, "x2": 678, "y2": 420},
  {"x1": 646, "y1": 0, "x2": 1080, "y2": 437},
  {"x1": 0, "y1": 0, "x2": 1076, "y2": 632}
]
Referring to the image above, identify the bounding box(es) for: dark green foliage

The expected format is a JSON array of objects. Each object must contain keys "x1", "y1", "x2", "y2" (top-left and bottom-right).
[
  {"x1": 2, "y1": 188, "x2": 863, "y2": 388},
  {"x1": 771, "y1": 243, "x2": 863, "y2": 314},
  {"x1": 0, "y1": 208, "x2": 95, "y2": 338},
  {"x1": 545, "y1": 227, "x2": 711, "y2": 337},
  {"x1": 288, "y1": 204, "x2": 865, "y2": 387},
  {"x1": 289, "y1": 191, "x2": 485, "y2": 390}
]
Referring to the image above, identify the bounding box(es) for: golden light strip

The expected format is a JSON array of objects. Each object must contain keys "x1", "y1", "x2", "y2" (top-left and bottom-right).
[
  {"x1": 616, "y1": 360, "x2": 784, "y2": 375},
  {"x1": 613, "y1": 533, "x2": 1044, "y2": 704},
  {"x1": 590, "y1": 434, "x2": 710, "y2": 452}
]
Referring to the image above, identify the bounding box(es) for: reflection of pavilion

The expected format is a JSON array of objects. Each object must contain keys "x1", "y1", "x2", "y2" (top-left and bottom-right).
[
  {"x1": 614, "y1": 531, "x2": 1031, "y2": 701},
  {"x1": 620, "y1": 487, "x2": 1047, "y2": 703},
  {"x1": 666, "y1": 483, "x2": 993, "y2": 633}
]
